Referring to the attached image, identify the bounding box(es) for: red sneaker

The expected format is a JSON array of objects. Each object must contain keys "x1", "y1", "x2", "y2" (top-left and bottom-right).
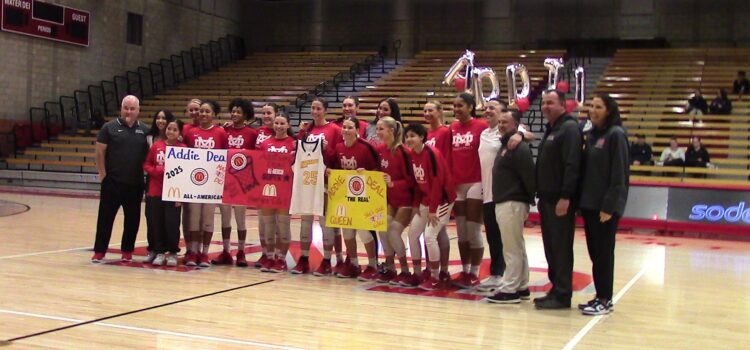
[
  {"x1": 313, "y1": 259, "x2": 333, "y2": 277},
  {"x1": 184, "y1": 251, "x2": 197, "y2": 266},
  {"x1": 357, "y1": 266, "x2": 379, "y2": 281},
  {"x1": 452, "y1": 272, "x2": 471, "y2": 289},
  {"x1": 270, "y1": 259, "x2": 288, "y2": 273},
  {"x1": 337, "y1": 263, "x2": 361, "y2": 278},
  {"x1": 260, "y1": 256, "x2": 275, "y2": 272},
  {"x1": 290, "y1": 256, "x2": 310, "y2": 274},
  {"x1": 399, "y1": 273, "x2": 423, "y2": 288},
  {"x1": 467, "y1": 273, "x2": 480, "y2": 287},
  {"x1": 198, "y1": 253, "x2": 211, "y2": 268},
  {"x1": 421, "y1": 268, "x2": 431, "y2": 281},
  {"x1": 375, "y1": 269, "x2": 397, "y2": 283},
  {"x1": 418, "y1": 276, "x2": 440, "y2": 291},
  {"x1": 121, "y1": 252, "x2": 133, "y2": 262},
  {"x1": 255, "y1": 254, "x2": 268, "y2": 269},
  {"x1": 91, "y1": 252, "x2": 105, "y2": 263},
  {"x1": 211, "y1": 251, "x2": 233, "y2": 265},
  {"x1": 235, "y1": 250, "x2": 248, "y2": 267},
  {"x1": 334, "y1": 259, "x2": 345, "y2": 275},
  {"x1": 390, "y1": 271, "x2": 411, "y2": 286},
  {"x1": 439, "y1": 271, "x2": 452, "y2": 288}
]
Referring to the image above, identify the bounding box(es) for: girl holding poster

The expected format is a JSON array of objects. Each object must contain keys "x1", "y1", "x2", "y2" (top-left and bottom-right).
[
  {"x1": 257, "y1": 113, "x2": 296, "y2": 273},
  {"x1": 182, "y1": 100, "x2": 228, "y2": 267},
  {"x1": 329, "y1": 117, "x2": 380, "y2": 279},
  {"x1": 252, "y1": 102, "x2": 279, "y2": 268},
  {"x1": 214, "y1": 98, "x2": 257, "y2": 267}
]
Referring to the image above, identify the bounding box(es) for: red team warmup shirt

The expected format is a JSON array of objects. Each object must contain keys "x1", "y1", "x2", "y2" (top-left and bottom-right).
[
  {"x1": 225, "y1": 125, "x2": 258, "y2": 150},
  {"x1": 376, "y1": 144, "x2": 415, "y2": 208},
  {"x1": 255, "y1": 125, "x2": 274, "y2": 149},
  {"x1": 143, "y1": 140, "x2": 187, "y2": 197},
  {"x1": 449, "y1": 118, "x2": 488, "y2": 185},
  {"x1": 426, "y1": 125, "x2": 452, "y2": 168},
  {"x1": 298, "y1": 122, "x2": 343, "y2": 167},
  {"x1": 333, "y1": 118, "x2": 368, "y2": 138},
  {"x1": 260, "y1": 136, "x2": 296, "y2": 154},
  {"x1": 333, "y1": 139, "x2": 379, "y2": 171},
  {"x1": 182, "y1": 122, "x2": 199, "y2": 137},
  {"x1": 410, "y1": 146, "x2": 457, "y2": 213},
  {"x1": 184, "y1": 124, "x2": 228, "y2": 150}
]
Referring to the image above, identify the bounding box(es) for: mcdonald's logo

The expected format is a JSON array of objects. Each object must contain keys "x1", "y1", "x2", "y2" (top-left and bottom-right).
[
  {"x1": 167, "y1": 187, "x2": 181, "y2": 199},
  {"x1": 262, "y1": 184, "x2": 277, "y2": 197},
  {"x1": 336, "y1": 204, "x2": 347, "y2": 217}
]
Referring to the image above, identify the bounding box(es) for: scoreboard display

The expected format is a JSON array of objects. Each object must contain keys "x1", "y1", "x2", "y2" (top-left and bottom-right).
[{"x1": 1, "y1": 0, "x2": 89, "y2": 47}]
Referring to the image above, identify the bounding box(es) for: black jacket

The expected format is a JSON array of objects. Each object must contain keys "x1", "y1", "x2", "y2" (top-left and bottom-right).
[
  {"x1": 630, "y1": 143, "x2": 652, "y2": 164},
  {"x1": 536, "y1": 114, "x2": 582, "y2": 201},
  {"x1": 687, "y1": 95, "x2": 708, "y2": 114},
  {"x1": 685, "y1": 146, "x2": 710, "y2": 167},
  {"x1": 733, "y1": 78, "x2": 750, "y2": 94},
  {"x1": 709, "y1": 97, "x2": 732, "y2": 115},
  {"x1": 579, "y1": 125, "x2": 630, "y2": 216},
  {"x1": 492, "y1": 134, "x2": 536, "y2": 205}
]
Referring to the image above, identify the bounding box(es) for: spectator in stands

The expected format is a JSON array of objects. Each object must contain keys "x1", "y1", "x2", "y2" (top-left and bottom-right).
[
  {"x1": 685, "y1": 137, "x2": 710, "y2": 168},
  {"x1": 709, "y1": 89, "x2": 732, "y2": 115},
  {"x1": 733, "y1": 70, "x2": 749, "y2": 96},
  {"x1": 91, "y1": 95, "x2": 150, "y2": 263},
  {"x1": 685, "y1": 89, "x2": 708, "y2": 117},
  {"x1": 630, "y1": 134, "x2": 653, "y2": 165},
  {"x1": 659, "y1": 137, "x2": 685, "y2": 166}
]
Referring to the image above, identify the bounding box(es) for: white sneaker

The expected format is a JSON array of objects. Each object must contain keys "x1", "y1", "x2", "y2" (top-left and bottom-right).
[
  {"x1": 476, "y1": 275, "x2": 504, "y2": 292},
  {"x1": 152, "y1": 254, "x2": 166, "y2": 266},
  {"x1": 142, "y1": 251, "x2": 157, "y2": 264},
  {"x1": 166, "y1": 254, "x2": 178, "y2": 267}
]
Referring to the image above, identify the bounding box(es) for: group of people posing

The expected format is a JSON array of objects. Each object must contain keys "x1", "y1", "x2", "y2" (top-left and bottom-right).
[{"x1": 91, "y1": 89, "x2": 629, "y2": 317}]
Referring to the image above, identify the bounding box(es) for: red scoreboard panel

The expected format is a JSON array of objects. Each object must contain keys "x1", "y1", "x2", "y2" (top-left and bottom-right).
[{"x1": 1, "y1": 0, "x2": 89, "y2": 47}]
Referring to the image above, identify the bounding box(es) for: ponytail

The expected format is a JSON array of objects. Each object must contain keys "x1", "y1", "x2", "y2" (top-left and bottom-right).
[{"x1": 379, "y1": 116, "x2": 402, "y2": 150}]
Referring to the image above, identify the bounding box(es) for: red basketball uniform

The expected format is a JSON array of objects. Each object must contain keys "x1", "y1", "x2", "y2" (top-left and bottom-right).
[
  {"x1": 376, "y1": 143, "x2": 415, "y2": 208},
  {"x1": 449, "y1": 118, "x2": 487, "y2": 185},
  {"x1": 260, "y1": 136, "x2": 296, "y2": 154},
  {"x1": 298, "y1": 122, "x2": 342, "y2": 167},
  {"x1": 143, "y1": 140, "x2": 186, "y2": 197},
  {"x1": 333, "y1": 139, "x2": 379, "y2": 171},
  {"x1": 255, "y1": 125, "x2": 274, "y2": 149},
  {"x1": 410, "y1": 146, "x2": 456, "y2": 213},
  {"x1": 426, "y1": 125, "x2": 452, "y2": 168},
  {"x1": 225, "y1": 125, "x2": 258, "y2": 150},
  {"x1": 184, "y1": 125, "x2": 228, "y2": 149}
]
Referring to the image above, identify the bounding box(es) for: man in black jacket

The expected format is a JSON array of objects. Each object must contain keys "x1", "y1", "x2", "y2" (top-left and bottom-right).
[
  {"x1": 534, "y1": 90, "x2": 582, "y2": 309},
  {"x1": 485, "y1": 110, "x2": 536, "y2": 304},
  {"x1": 630, "y1": 134, "x2": 653, "y2": 165}
]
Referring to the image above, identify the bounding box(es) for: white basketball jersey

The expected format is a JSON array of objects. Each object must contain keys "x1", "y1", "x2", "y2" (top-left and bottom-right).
[{"x1": 290, "y1": 139, "x2": 326, "y2": 216}]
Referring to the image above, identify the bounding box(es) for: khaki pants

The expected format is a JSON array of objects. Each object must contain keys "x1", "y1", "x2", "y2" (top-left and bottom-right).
[{"x1": 495, "y1": 201, "x2": 530, "y2": 293}]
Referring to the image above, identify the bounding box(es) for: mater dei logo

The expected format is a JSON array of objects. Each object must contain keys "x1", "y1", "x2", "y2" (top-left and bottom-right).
[{"x1": 262, "y1": 184, "x2": 277, "y2": 197}]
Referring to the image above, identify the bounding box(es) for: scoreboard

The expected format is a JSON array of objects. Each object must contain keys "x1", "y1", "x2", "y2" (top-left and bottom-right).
[{"x1": 1, "y1": 0, "x2": 89, "y2": 47}]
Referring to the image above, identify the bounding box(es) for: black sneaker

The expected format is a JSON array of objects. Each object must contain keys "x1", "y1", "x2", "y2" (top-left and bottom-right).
[
  {"x1": 534, "y1": 297, "x2": 571, "y2": 310},
  {"x1": 518, "y1": 289, "x2": 530, "y2": 300},
  {"x1": 578, "y1": 298, "x2": 597, "y2": 310},
  {"x1": 485, "y1": 292, "x2": 521, "y2": 304},
  {"x1": 533, "y1": 293, "x2": 554, "y2": 304},
  {"x1": 582, "y1": 299, "x2": 613, "y2": 315}
]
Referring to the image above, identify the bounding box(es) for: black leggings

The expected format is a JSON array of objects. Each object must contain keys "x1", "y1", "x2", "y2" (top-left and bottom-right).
[
  {"x1": 146, "y1": 196, "x2": 182, "y2": 254},
  {"x1": 581, "y1": 209, "x2": 619, "y2": 300}
]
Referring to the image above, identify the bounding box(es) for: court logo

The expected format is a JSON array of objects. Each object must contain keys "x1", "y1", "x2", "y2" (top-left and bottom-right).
[
  {"x1": 230, "y1": 153, "x2": 248, "y2": 171},
  {"x1": 167, "y1": 187, "x2": 181, "y2": 199},
  {"x1": 191, "y1": 168, "x2": 209, "y2": 185},
  {"x1": 262, "y1": 184, "x2": 278, "y2": 197},
  {"x1": 348, "y1": 176, "x2": 365, "y2": 196}
]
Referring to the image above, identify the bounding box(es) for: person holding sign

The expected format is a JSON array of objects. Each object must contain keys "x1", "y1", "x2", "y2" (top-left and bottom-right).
[
  {"x1": 328, "y1": 116, "x2": 380, "y2": 279},
  {"x1": 257, "y1": 113, "x2": 296, "y2": 273},
  {"x1": 182, "y1": 100, "x2": 228, "y2": 267},
  {"x1": 213, "y1": 98, "x2": 258, "y2": 267},
  {"x1": 251, "y1": 103, "x2": 280, "y2": 268},
  {"x1": 180, "y1": 98, "x2": 202, "y2": 260},
  {"x1": 404, "y1": 123, "x2": 457, "y2": 291},
  {"x1": 143, "y1": 120, "x2": 186, "y2": 266},
  {"x1": 294, "y1": 98, "x2": 345, "y2": 275}
]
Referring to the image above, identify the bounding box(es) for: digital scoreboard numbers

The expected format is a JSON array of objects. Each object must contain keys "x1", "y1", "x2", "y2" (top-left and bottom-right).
[{"x1": 1, "y1": 0, "x2": 89, "y2": 47}]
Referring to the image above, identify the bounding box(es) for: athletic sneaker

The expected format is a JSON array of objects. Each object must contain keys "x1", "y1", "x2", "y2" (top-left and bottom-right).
[
  {"x1": 290, "y1": 256, "x2": 310, "y2": 274},
  {"x1": 255, "y1": 254, "x2": 268, "y2": 268},
  {"x1": 582, "y1": 299, "x2": 613, "y2": 316},
  {"x1": 476, "y1": 275, "x2": 504, "y2": 292},
  {"x1": 399, "y1": 273, "x2": 422, "y2": 288},
  {"x1": 418, "y1": 276, "x2": 441, "y2": 291},
  {"x1": 334, "y1": 259, "x2": 345, "y2": 275},
  {"x1": 184, "y1": 251, "x2": 197, "y2": 266},
  {"x1": 235, "y1": 251, "x2": 248, "y2": 267},
  {"x1": 375, "y1": 269, "x2": 397, "y2": 283},
  {"x1": 518, "y1": 289, "x2": 531, "y2": 300},
  {"x1": 357, "y1": 266, "x2": 379, "y2": 281},
  {"x1": 152, "y1": 254, "x2": 166, "y2": 266},
  {"x1": 390, "y1": 271, "x2": 411, "y2": 286},
  {"x1": 438, "y1": 271, "x2": 452, "y2": 288},
  {"x1": 166, "y1": 254, "x2": 178, "y2": 267},
  {"x1": 270, "y1": 259, "x2": 288, "y2": 273},
  {"x1": 198, "y1": 253, "x2": 211, "y2": 268},
  {"x1": 211, "y1": 251, "x2": 234, "y2": 265},
  {"x1": 259, "y1": 256, "x2": 275, "y2": 272},
  {"x1": 534, "y1": 297, "x2": 571, "y2": 309},
  {"x1": 485, "y1": 292, "x2": 521, "y2": 304},
  {"x1": 91, "y1": 252, "x2": 105, "y2": 263},
  {"x1": 578, "y1": 298, "x2": 598, "y2": 310},
  {"x1": 337, "y1": 263, "x2": 361, "y2": 278},
  {"x1": 421, "y1": 269, "x2": 431, "y2": 281},
  {"x1": 121, "y1": 252, "x2": 133, "y2": 262},
  {"x1": 452, "y1": 272, "x2": 478, "y2": 289},
  {"x1": 142, "y1": 251, "x2": 157, "y2": 264},
  {"x1": 313, "y1": 259, "x2": 333, "y2": 276}
]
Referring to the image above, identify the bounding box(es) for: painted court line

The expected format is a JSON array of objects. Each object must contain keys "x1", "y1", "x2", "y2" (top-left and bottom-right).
[
  {"x1": 0, "y1": 240, "x2": 147, "y2": 260},
  {"x1": 0, "y1": 309, "x2": 304, "y2": 349},
  {"x1": 561, "y1": 262, "x2": 652, "y2": 350}
]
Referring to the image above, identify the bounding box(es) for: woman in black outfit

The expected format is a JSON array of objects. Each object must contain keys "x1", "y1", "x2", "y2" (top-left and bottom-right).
[{"x1": 578, "y1": 93, "x2": 630, "y2": 316}]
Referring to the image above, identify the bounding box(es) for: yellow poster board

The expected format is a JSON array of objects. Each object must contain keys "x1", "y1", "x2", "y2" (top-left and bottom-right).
[{"x1": 325, "y1": 170, "x2": 388, "y2": 232}]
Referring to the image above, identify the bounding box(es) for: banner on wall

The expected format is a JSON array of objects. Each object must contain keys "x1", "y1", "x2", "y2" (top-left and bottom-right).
[
  {"x1": 325, "y1": 170, "x2": 388, "y2": 231},
  {"x1": 222, "y1": 149, "x2": 293, "y2": 209},
  {"x1": 162, "y1": 146, "x2": 227, "y2": 204}
]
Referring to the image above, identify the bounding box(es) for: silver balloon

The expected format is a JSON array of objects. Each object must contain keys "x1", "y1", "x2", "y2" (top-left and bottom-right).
[
  {"x1": 544, "y1": 57, "x2": 564, "y2": 89},
  {"x1": 574, "y1": 66, "x2": 586, "y2": 106},
  {"x1": 470, "y1": 67, "x2": 500, "y2": 110},
  {"x1": 443, "y1": 50, "x2": 475, "y2": 87},
  {"x1": 505, "y1": 63, "x2": 530, "y2": 105}
]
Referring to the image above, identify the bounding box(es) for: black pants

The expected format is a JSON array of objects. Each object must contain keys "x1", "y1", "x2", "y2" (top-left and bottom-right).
[
  {"x1": 146, "y1": 196, "x2": 182, "y2": 254},
  {"x1": 145, "y1": 194, "x2": 153, "y2": 251},
  {"x1": 581, "y1": 209, "x2": 618, "y2": 300},
  {"x1": 483, "y1": 202, "x2": 505, "y2": 276},
  {"x1": 94, "y1": 177, "x2": 144, "y2": 253},
  {"x1": 538, "y1": 197, "x2": 576, "y2": 302}
]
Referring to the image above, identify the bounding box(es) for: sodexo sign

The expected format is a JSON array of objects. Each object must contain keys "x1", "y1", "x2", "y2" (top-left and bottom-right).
[{"x1": 689, "y1": 202, "x2": 750, "y2": 223}]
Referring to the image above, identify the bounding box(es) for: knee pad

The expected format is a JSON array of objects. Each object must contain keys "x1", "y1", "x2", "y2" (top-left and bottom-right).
[
  {"x1": 424, "y1": 226, "x2": 441, "y2": 262},
  {"x1": 468, "y1": 220, "x2": 485, "y2": 249}
]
